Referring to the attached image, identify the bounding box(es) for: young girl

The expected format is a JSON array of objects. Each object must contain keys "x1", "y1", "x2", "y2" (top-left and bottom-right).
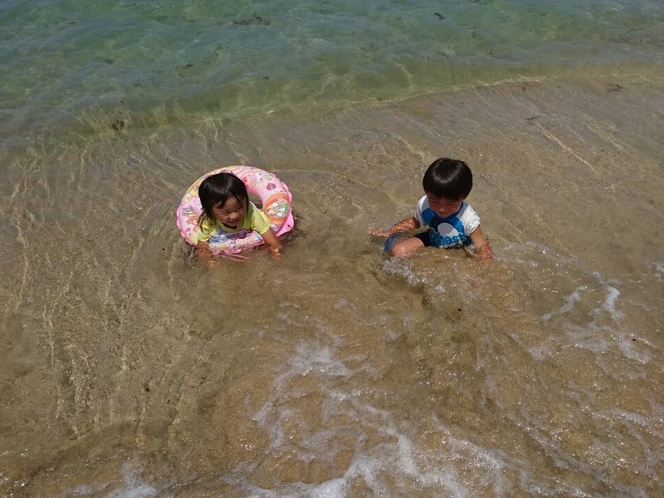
[{"x1": 197, "y1": 172, "x2": 283, "y2": 260}]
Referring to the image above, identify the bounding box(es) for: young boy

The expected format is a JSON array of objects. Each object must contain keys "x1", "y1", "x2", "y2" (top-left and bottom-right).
[{"x1": 367, "y1": 158, "x2": 492, "y2": 259}]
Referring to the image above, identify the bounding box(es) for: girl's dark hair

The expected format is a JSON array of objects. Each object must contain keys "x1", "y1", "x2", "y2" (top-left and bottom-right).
[
  {"x1": 198, "y1": 172, "x2": 249, "y2": 220},
  {"x1": 422, "y1": 158, "x2": 473, "y2": 200}
]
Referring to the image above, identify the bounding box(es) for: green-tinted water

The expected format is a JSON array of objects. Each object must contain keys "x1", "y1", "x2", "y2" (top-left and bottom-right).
[{"x1": 2, "y1": 0, "x2": 663, "y2": 143}]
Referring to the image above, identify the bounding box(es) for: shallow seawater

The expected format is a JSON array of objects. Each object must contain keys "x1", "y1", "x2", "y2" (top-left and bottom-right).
[
  {"x1": 2, "y1": 0, "x2": 664, "y2": 147},
  {"x1": 1, "y1": 73, "x2": 664, "y2": 496}
]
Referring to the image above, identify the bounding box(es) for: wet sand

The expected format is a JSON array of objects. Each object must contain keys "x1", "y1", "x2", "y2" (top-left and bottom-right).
[{"x1": 1, "y1": 73, "x2": 663, "y2": 496}]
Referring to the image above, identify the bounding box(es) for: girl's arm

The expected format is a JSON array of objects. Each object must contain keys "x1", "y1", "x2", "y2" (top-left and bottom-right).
[
  {"x1": 196, "y1": 242, "x2": 251, "y2": 264},
  {"x1": 366, "y1": 216, "x2": 420, "y2": 237},
  {"x1": 468, "y1": 226, "x2": 493, "y2": 260},
  {"x1": 261, "y1": 227, "x2": 283, "y2": 259},
  {"x1": 195, "y1": 241, "x2": 217, "y2": 267}
]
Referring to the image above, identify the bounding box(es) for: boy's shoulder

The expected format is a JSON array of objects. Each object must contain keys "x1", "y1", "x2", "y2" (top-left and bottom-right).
[
  {"x1": 416, "y1": 196, "x2": 477, "y2": 214},
  {"x1": 458, "y1": 202, "x2": 478, "y2": 220}
]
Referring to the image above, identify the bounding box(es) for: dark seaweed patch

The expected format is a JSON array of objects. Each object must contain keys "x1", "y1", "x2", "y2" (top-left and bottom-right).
[{"x1": 232, "y1": 13, "x2": 270, "y2": 26}]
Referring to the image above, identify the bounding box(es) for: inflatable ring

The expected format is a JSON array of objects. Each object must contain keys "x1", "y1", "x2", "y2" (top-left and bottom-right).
[{"x1": 176, "y1": 165, "x2": 294, "y2": 254}]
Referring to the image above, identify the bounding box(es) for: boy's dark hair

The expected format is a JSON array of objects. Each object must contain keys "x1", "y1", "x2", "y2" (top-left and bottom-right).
[
  {"x1": 198, "y1": 172, "x2": 249, "y2": 220},
  {"x1": 422, "y1": 158, "x2": 473, "y2": 200}
]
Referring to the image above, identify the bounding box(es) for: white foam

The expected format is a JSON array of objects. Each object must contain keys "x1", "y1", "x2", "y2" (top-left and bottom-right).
[
  {"x1": 69, "y1": 462, "x2": 158, "y2": 498},
  {"x1": 311, "y1": 478, "x2": 349, "y2": 496},
  {"x1": 541, "y1": 288, "x2": 583, "y2": 321},
  {"x1": 237, "y1": 329, "x2": 523, "y2": 497},
  {"x1": 382, "y1": 258, "x2": 420, "y2": 287},
  {"x1": 334, "y1": 299, "x2": 348, "y2": 309},
  {"x1": 109, "y1": 463, "x2": 158, "y2": 498},
  {"x1": 652, "y1": 261, "x2": 664, "y2": 280},
  {"x1": 617, "y1": 337, "x2": 652, "y2": 364},
  {"x1": 224, "y1": 244, "x2": 658, "y2": 496},
  {"x1": 70, "y1": 485, "x2": 100, "y2": 495},
  {"x1": 601, "y1": 283, "x2": 624, "y2": 320}
]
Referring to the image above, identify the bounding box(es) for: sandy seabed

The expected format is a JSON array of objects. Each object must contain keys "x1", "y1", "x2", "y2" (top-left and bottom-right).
[{"x1": 1, "y1": 73, "x2": 663, "y2": 496}]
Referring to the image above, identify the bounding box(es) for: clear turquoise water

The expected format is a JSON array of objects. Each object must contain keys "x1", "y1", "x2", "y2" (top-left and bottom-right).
[{"x1": 2, "y1": 0, "x2": 663, "y2": 142}]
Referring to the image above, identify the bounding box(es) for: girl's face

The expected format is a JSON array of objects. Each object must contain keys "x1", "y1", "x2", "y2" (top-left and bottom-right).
[
  {"x1": 211, "y1": 196, "x2": 246, "y2": 228},
  {"x1": 426, "y1": 195, "x2": 464, "y2": 218}
]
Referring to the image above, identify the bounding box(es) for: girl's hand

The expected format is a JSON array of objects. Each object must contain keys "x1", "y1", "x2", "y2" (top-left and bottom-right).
[
  {"x1": 220, "y1": 252, "x2": 252, "y2": 262},
  {"x1": 195, "y1": 243, "x2": 216, "y2": 267},
  {"x1": 196, "y1": 242, "x2": 252, "y2": 266},
  {"x1": 261, "y1": 228, "x2": 283, "y2": 261},
  {"x1": 269, "y1": 247, "x2": 282, "y2": 261}
]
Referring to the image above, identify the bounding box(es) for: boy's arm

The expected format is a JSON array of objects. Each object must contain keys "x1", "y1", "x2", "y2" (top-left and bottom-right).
[
  {"x1": 367, "y1": 216, "x2": 420, "y2": 237},
  {"x1": 469, "y1": 226, "x2": 492, "y2": 260}
]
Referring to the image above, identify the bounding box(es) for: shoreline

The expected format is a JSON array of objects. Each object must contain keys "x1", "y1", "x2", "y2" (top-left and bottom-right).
[{"x1": 1, "y1": 62, "x2": 662, "y2": 150}]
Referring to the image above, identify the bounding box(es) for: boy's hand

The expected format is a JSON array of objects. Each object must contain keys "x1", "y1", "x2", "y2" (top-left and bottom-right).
[
  {"x1": 468, "y1": 227, "x2": 492, "y2": 260},
  {"x1": 366, "y1": 226, "x2": 391, "y2": 237},
  {"x1": 474, "y1": 243, "x2": 493, "y2": 260},
  {"x1": 367, "y1": 217, "x2": 420, "y2": 238}
]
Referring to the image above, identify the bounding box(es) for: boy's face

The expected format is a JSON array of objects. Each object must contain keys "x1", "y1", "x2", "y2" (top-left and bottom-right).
[
  {"x1": 426, "y1": 194, "x2": 464, "y2": 218},
  {"x1": 212, "y1": 196, "x2": 247, "y2": 228}
]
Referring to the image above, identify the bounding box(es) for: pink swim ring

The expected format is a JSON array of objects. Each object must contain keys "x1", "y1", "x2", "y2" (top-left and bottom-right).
[{"x1": 176, "y1": 165, "x2": 294, "y2": 254}]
